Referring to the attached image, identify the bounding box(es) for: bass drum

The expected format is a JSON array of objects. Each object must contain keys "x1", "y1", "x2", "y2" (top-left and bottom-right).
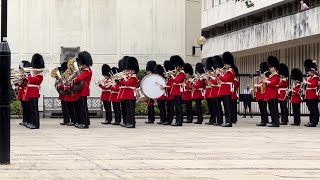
[{"x1": 141, "y1": 74, "x2": 166, "y2": 99}]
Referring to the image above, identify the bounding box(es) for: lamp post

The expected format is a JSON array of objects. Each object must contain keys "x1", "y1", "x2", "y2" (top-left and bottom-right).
[
  {"x1": 0, "y1": 0, "x2": 11, "y2": 165},
  {"x1": 192, "y1": 36, "x2": 207, "y2": 56}
]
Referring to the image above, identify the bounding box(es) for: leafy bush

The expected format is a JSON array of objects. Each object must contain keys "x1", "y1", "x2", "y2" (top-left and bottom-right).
[
  {"x1": 11, "y1": 100, "x2": 22, "y2": 115},
  {"x1": 138, "y1": 70, "x2": 146, "y2": 80}
]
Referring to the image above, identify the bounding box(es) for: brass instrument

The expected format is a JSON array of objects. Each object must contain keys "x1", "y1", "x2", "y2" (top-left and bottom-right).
[
  {"x1": 66, "y1": 58, "x2": 84, "y2": 92},
  {"x1": 50, "y1": 67, "x2": 62, "y2": 79},
  {"x1": 251, "y1": 76, "x2": 258, "y2": 98}
]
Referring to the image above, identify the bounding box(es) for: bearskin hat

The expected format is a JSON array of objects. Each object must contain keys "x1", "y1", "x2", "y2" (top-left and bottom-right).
[
  {"x1": 233, "y1": 65, "x2": 239, "y2": 77},
  {"x1": 19, "y1": 60, "x2": 31, "y2": 70},
  {"x1": 154, "y1": 65, "x2": 165, "y2": 78},
  {"x1": 304, "y1": 59, "x2": 317, "y2": 73},
  {"x1": 279, "y1": 63, "x2": 289, "y2": 77},
  {"x1": 112, "y1": 67, "x2": 119, "y2": 75},
  {"x1": 126, "y1": 56, "x2": 139, "y2": 73},
  {"x1": 222, "y1": 51, "x2": 234, "y2": 66},
  {"x1": 196, "y1": 63, "x2": 205, "y2": 74},
  {"x1": 102, "y1": 64, "x2": 111, "y2": 76},
  {"x1": 213, "y1": 56, "x2": 223, "y2": 69},
  {"x1": 206, "y1": 57, "x2": 214, "y2": 70},
  {"x1": 77, "y1": 51, "x2": 93, "y2": 66},
  {"x1": 164, "y1": 60, "x2": 174, "y2": 71},
  {"x1": 146, "y1": 61, "x2": 157, "y2": 73},
  {"x1": 31, "y1": 54, "x2": 45, "y2": 69},
  {"x1": 184, "y1": 63, "x2": 194, "y2": 76},
  {"x1": 259, "y1": 62, "x2": 269, "y2": 74},
  {"x1": 267, "y1": 56, "x2": 279, "y2": 70},
  {"x1": 170, "y1": 55, "x2": 185, "y2": 67},
  {"x1": 61, "y1": 62, "x2": 68, "y2": 73},
  {"x1": 291, "y1": 68, "x2": 303, "y2": 82}
]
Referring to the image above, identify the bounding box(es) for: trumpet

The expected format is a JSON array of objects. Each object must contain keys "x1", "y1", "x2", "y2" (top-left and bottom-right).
[
  {"x1": 23, "y1": 67, "x2": 49, "y2": 73},
  {"x1": 164, "y1": 68, "x2": 178, "y2": 78},
  {"x1": 113, "y1": 71, "x2": 127, "y2": 80}
]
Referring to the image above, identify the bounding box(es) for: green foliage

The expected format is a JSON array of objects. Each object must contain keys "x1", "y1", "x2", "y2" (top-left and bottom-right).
[
  {"x1": 11, "y1": 100, "x2": 22, "y2": 115},
  {"x1": 138, "y1": 70, "x2": 147, "y2": 80},
  {"x1": 234, "y1": 0, "x2": 254, "y2": 8}
]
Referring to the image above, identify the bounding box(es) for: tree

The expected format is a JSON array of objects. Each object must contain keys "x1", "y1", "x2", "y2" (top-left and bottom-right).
[{"x1": 234, "y1": 0, "x2": 254, "y2": 8}]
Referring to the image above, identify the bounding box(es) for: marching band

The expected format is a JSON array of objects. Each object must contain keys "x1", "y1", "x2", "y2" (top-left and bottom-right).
[{"x1": 12, "y1": 51, "x2": 320, "y2": 129}]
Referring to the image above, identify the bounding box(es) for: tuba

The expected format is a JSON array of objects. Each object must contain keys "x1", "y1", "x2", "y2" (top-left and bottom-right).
[
  {"x1": 67, "y1": 58, "x2": 84, "y2": 92},
  {"x1": 51, "y1": 67, "x2": 65, "y2": 95}
]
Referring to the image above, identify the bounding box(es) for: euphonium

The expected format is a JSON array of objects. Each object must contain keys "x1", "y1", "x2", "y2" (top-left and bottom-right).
[
  {"x1": 66, "y1": 58, "x2": 84, "y2": 92},
  {"x1": 50, "y1": 67, "x2": 62, "y2": 79}
]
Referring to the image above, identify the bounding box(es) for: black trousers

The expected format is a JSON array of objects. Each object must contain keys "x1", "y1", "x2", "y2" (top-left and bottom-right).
[
  {"x1": 112, "y1": 102, "x2": 121, "y2": 123},
  {"x1": 195, "y1": 99, "x2": 203, "y2": 122},
  {"x1": 147, "y1": 99, "x2": 155, "y2": 122},
  {"x1": 29, "y1": 98, "x2": 40, "y2": 128},
  {"x1": 279, "y1": 100, "x2": 289, "y2": 123},
  {"x1": 61, "y1": 100, "x2": 70, "y2": 124},
  {"x1": 222, "y1": 95, "x2": 234, "y2": 124},
  {"x1": 124, "y1": 99, "x2": 136, "y2": 125},
  {"x1": 243, "y1": 100, "x2": 252, "y2": 117},
  {"x1": 157, "y1": 100, "x2": 166, "y2": 123},
  {"x1": 292, "y1": 103, "x2": 301, "y2": 125},
  {"x1": 306, "y1": 99, "x2": 319, "y2": 125},
  {"x1": 258, "y1": 100, "x2": 269, "y2": 124},
  {"x1": 78, "y1": 96, "x2": 90, "y2": 126},
  {"x1": 166, "y1": 100, "x2": 174, "y2": 124},
  {"x1": 206, "y1": 98, "x2": 214, "y2": 123},
  {"x1": 185, "y1": 100, "x2": 193, "y2": 122},
  {"x1": 121, "y1": 100, "x2": 127, "y2": 124},
  {"x1": 21, "y1": 100, "x2": 30, "y2": 124},
  {"x1": 103, "y1": 100, "x2": 112, "y2": 122},
  {"x1": 174, "y1": 95, "x2": 183, "y2": 125},
  {"x1": 232, "y1": 99, "x2": 237, "y2": 123},
  {"x1": 66, "y1": 101, "x2": 78, "y2": 124},
  {"x1": 268, "y1": 98, "x2": 279, "y2": 125}
]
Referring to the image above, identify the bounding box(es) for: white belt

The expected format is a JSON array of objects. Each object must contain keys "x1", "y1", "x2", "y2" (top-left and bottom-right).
[
  {"x1": 220, "y1": 82, "x2": 233, "y2": 85},
  {"x1": 102, "y1": 90, "x2": 111, "y2": 92},
  {"x1": 306, "y1": 87, "x2": 317, "y2": 90},
  {"x1": 220, "y1": 82, "x2": 234, "y2": 92},
  {"x1": 120, "y1": 86, "x2": 135, "y2": 90},
  {"x1": 278, "y1": 88, "x2": 287, "y2": 91},
  {"x1": 28, "y1": 84, "x2": 40, "y2": 88},
  {"x1": 111, "y1": 91, "x2": 119, "y2": 94}
]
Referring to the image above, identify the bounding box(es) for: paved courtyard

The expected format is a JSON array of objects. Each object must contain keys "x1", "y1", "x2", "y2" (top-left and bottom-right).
[{"x1": 1, "y1": 117, "x2": 320, "y2": 179}]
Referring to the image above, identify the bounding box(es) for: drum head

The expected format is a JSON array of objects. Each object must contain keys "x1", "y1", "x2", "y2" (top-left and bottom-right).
[{"x1": 141, "y1": 74, "x2": 166, "y2": 99}]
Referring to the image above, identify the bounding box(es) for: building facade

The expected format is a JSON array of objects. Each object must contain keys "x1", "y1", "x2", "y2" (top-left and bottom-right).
[
  {"x1": 202, "y1": 0, "x2": 320, "y2": 90},
  {"x1": 5, "y1": 0, "x2": 201, "y2": 109}
]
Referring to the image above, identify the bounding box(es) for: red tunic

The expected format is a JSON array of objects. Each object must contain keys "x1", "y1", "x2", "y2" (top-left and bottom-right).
[
  {"x1": 17, "y1": 81, "x2": 27, "y2": 100},
  {"x1": 166, "y1": 78, "x2": 174, "y2": 101},
  {"x1": 263, "y1": 73, "x2": 280, "y2": 101},
  {"x1": 255, "y1": 80, "x2": 264, "y2": 101},
  {"x1": 171, "y1": 71, "x2": 186, "y2": 96},
  {"x1": 99, "y1": 79, "x2": 112, "y2": 101},
  {"x1": 278, "y1": 78, "x2": 289, "y2": 101},
  {"x1": 218, "y1": 68, "x2": 235, "y2": 96},
  {"x1": 192, "y1": 79, "x2": 206, "y2": 99},
  {"x1": 119, "y1": 76, "x2": 139, "y2": 100},
  {"x1": 110, "y1": 82, "x2": 120, "y2": 102},
  {"x1": 291, "y1": 83, "x2": 302, "y2": 104},
  {"x1": 231, "y1": 79, "x2": 239, "y2": 100},
  {"x1": 74, "y1": 68, "x2": 92, "y2": 97},
  {"x1": 305, "y1": 75, "x2": 319, "y2": 100},
  {"x1": 23, "y1": 74, "x2": 43, "y2": 100},
  {"x1": 63, "y1": 85, "x2": 80, "y2": 102},
  {"x1": 182, "y1": 81, "x2": 192, "y2": 101}
]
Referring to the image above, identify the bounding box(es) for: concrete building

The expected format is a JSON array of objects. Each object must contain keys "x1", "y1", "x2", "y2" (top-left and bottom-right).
[
  {"x1": 6, "y1": 0, "x2": 201, "y2": 109},
  {"x1": 201, "y1": 0, "x2": 320, "y2": 90}
]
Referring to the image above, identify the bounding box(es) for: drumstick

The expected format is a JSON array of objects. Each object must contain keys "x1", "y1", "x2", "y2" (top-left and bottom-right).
[{"x1": 155, "y1": 82, "x2": 169, "y2": 88}]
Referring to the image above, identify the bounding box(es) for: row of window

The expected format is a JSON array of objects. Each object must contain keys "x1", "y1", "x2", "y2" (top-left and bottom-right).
[{"x1": 202, "y1": 0, "x2": 320, "y2": 38}]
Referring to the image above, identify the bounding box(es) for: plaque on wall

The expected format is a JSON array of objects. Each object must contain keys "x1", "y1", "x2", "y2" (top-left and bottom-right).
[{"x1": 60, "y1": 46, "x2": 80, "y2": 63}]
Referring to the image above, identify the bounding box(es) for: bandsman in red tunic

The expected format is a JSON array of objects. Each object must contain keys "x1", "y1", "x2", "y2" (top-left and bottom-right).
[
  {"x1": 162, "y1": 61, "x2": 175, "y2": 125},
  {"x1": 217, "y1": 52, "x2": 236, "y2": 127},
  {"x1": 110, "y1": 67, "x2": 121, "y2": 125},
  {"x1": 23, "y1": 54, "x2": 45, "y2": 129},
  {"x1": 231, "y1": 65, "x2": 239, "y2": 124},
  {"x1": 119, "y1": 57, "x2": 139, "y2": 128},
  {"x1": 278, "y1": 63, "x2": 289, "y2": 125},
  {"x1": 118, "y1": 57, "x2": 129, "y2": 127},
  {"x1": 263, "y1": 56, "x2": 280, "y2": 127},
  {"x1": 256, "y1": 62, "x2": 270, "y2": 126},
  {"x1": 154, "y1": 65, "x2": 167, "y2": 125},
  {"x1": 192, "y1": 63, "x2": 206, "y2": 124},
  {"x1": 73, "y1": 51, "x2": 93, "y2": 129},
  {"x1": 99, "y1": 64, "x2": 112, "y2": 125},
  {"x1": 289, "y1": 68, "x2": 303, "y2": 126},
  {"x1": 182, "y1": 63, "x2": 194, "y2": 123},
  {"x1": 303, "y1": 59, "x2": 319, "y2": 127},
  {"x1": 169, "y1": 55, "x2": 186, "y2": 126},
  {"x1": 16, "y1": 61, "x2": 31, "y2": 126},
  {"x1": 145, "y1": 61, "x2": 157, "y2": 124},
  {"x1": 57, "y1": 62, "x2": 71, "y2": 126}
]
